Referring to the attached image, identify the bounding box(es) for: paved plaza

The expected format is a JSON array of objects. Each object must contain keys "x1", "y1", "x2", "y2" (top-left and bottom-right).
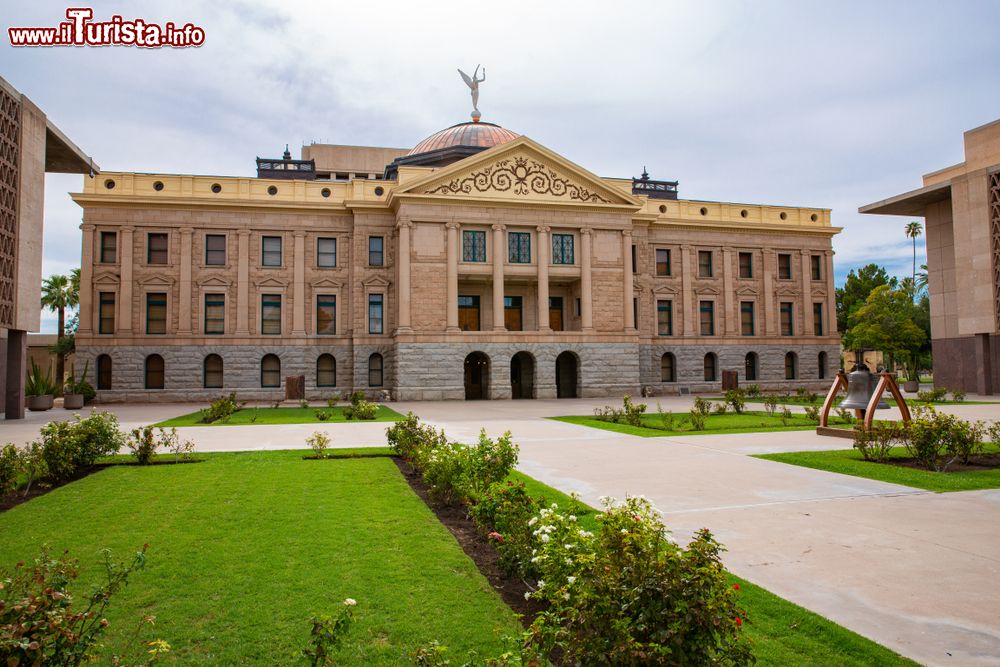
[{"x1": 3, "y1": 396, "x2": 1000, "y2": 666}]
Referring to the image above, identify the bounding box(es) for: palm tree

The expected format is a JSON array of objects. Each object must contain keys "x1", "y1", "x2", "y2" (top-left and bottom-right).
[
  {"x1": 40, "y1": 273, "x2": 79, "y2": 391},
  {"x1": 905, "y1": 221, "x2": 923, "y2": 288},
  {"x1": 915, "y1": 263, "x2": 928, "y2": 294}
]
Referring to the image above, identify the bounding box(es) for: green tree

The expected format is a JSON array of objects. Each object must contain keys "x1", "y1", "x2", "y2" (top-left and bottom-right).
[
  {"x1": 843, "y1": 284, "x2": 926, "y2": 381},
  {"x1": 905, "y1": 221, "x2": 923, "y2": 288},
  {"x1": 835, "y1": 263, "x2": 897, "y2": 333},
  {"x1": 915, "y1": 263, "x2": 928, "y2": 294},
  {"x1": 40, "y1": 272, "x2": 79, "y2": 390}
]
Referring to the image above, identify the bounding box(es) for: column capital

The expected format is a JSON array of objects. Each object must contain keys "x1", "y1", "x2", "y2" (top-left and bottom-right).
[
  {"x1": 536, "y1": 225, "x2": 551, "y2": 234},
  {"x1": 293, "y1": 230, "x2": 307, "y2": 238},
  {"x1": 236, "y1": 229, "x2": 252, "y2": 237},
  {"x1": 396, "y1": 218, "x2": 413, "y2": 229},
  {"x1": 621, "y1": 229, "x2": 633, "y2": 238},
  {"x1": 824, "y1": 249, "x2": 834, "y2": 257},
  {"x1": 445, "y1": 221, "x2": 461, "y2": 230},
  {"x1": 800, "y1": 248, "x2": 812, "y2": 256},
  {"x1": 681, "y1": 243, "x2": 693, "y2": 251},
  {"x1": 120, "y1": 225, "x2": 135, "y2": 233},
  {"x1": 180, "y1": 228, "x2": 193, "y2": 237},
  {"x1": 722, "y1": 245, "x2": 734, "y2": 253},
  {"x1": 80, "y1": 223, "x2": 96, "y2": 232},
  {"x1": 491, "y1": 223, "x2": 506, "y2": 232},
  {"x1": 580, "y1": 227, "x2": 593, "y2": 236}
]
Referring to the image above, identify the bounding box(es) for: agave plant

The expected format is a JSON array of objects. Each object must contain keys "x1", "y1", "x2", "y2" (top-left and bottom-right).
[{"x1": 25, "y1": 359, "x2": 57, "y2": 397}]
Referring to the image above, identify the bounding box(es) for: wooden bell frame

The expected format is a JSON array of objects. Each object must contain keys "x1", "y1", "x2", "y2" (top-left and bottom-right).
[{"x1": 818, "y1": 371, "x2": 911, "y2": 431}]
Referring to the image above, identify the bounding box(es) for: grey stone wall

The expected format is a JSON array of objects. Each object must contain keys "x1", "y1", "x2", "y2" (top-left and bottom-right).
[{"x1": 639, "y1": 342, "x2": 842, "y2": 394}]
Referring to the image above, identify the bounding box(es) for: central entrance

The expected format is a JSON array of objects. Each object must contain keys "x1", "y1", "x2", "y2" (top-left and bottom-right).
[
  {"x1": 556, "y1": 351, "x2": 579, "y2": 398},
  {"x1": 464, "y1": 352, "x2": 490, "y2": 400},
  {"x1": 510, "y1": 351, "x2": 535, "y2": 399}
]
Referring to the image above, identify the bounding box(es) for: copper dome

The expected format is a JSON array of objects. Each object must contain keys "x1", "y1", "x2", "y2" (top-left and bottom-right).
[{"x1": 408, "y1": 121, "x2": 519, "y2": 156}]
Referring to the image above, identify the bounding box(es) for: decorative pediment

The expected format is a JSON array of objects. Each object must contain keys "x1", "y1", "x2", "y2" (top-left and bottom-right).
[
  {"x1": 92, "y1": 270, "x2": 120, "y2": 286},
  {"x1": 253, "y1": 276, "x2": 288, "y2": 289},
  {"x1": 735, "y1": 284, "x2": 759, "y2": 296},
  {"x1": 197, "y1": 276, "x2": 233, "y2": 288},
  {"x1": 137, "y1": 274, "x2": 175, "y2": 287},
  {"x1": 653, "y1": 284, "x2": 680, "y2": 295},
  {"x1": 362, "y1": 275, "x2": 391, "y2": 288},
  {"x1": 810, "y1": 286, "x2": 828, "y2": 296},
  {"x1": 775, "y1": 285, "x2": 801, "y2": 297},
  {"x1": 393, "y1": 137, "x2": 640, "y2": 208},
  {"x1": 694, "y1": 285, "x2": 721, "y2": 296},
  {"x1": 311, "y1": 277, "x2": 343, "y2": 289}
]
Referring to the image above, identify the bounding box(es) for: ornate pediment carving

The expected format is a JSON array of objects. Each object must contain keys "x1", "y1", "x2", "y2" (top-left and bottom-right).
[
  {"x1": 137, "y1": 274, "x2": 175, "y2": 287},
  {"x1": 362, "y1": 275, "x2": 391, "y2": 288},
  {"x1": 311, "y1": 277, "x2": 343, "y2": 289},
  {"x1": 92, "y1": 270, "x2": 120, "y2": 286},
  {"x1": 736, "y1": 284, "x2": 759, "y2": 296},
  {"x1": 775, "y1": 285, "x2": 800, "y2": 297},
  {"x1": 253, "y1": 276, "x2": 288, "y2": 289},
  {"x1": 197, "y1": 276, "x2": 233, "y2": 288}
]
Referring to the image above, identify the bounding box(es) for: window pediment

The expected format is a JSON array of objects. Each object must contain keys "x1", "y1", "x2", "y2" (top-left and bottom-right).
[
  {"x1": 137, "y1": 274, "x2": 175, "y2": 287},
  {"x1": 92, "y1": 270, "x2": 120, "y2": 286},
  {"x1": 254, "y1": 276, "x2": 289, "y2": 289},
  {"x1": 362, "y1": 275, "x2": 391, "y2": 288}
]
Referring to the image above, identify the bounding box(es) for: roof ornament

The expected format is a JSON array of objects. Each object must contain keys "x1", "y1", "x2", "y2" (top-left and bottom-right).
[{"x1": 458, "y1": 65, "x2": 486, "y2": 123}]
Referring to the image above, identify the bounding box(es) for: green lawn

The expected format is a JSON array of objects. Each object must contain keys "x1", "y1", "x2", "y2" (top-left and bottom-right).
[
  {"x1": 757, "y1": 445, "x2": 1000, "y2": 492},
  {"x1": 551, "y1": 411, "x2": 852, "y2": 438},
  {"x1": 154, "y1": 404, "x2": 404, "y2": 427},
  {"x1": 508, "y1": 471, "x2": 916, "y2": 665},
  {"x1": 0, "y1": 450, "x2": 519, "y2": 664},
  {"x1": 708, "y1": 396, "x2": 997, "y2": 407}
]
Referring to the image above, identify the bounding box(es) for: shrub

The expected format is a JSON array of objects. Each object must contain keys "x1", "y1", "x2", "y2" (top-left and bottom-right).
[
  {"x1": 836, "y1": 407, "x2": 855, "y2": 424},
  {"x1": 464, "y1": 430, "x2": 519, "y2": 499},
  {"x1": 386, "y1": 413, "x2": 447, "y2": 463},
  {"x1": 904, "y1": 407, "x2": 984, "y2": 471},
  {"x1": 0, "y1": 545, "x2": 150, "y2": 667},
  {"x1": 620, "y1": 395, "x2": 647, "y2": 427},
  {"x1": 422, "y1": 430, "x2": 519, "y2": 506},
  {"x1": 350, "y1": 390, "x2": 366, "y2": 406},
  {"x1": 688, "y1": 404, "x2": 707, "y2": 431},
  {"x1": 712, "y1": 401, "x2": 728, "y2": 415},
  {"x1": 655, "y1": 403, "x2": 677, "y2": 431},
  {"x1": 0, "y1": 444, "x2": 18, "y2": 497},
  {"x1": 344, "y1": 399, "x2": 377, "y2": 420},
  {"x1": 18, "y1": 442, "x2": 47, "y2": 495},
  {"x1": 127, "y1": 426, "x2": 159, "y2": 465},
  {"x1": 795, "y1": 387, "x2": 819, "y2": 404},
  {"x1": 745, "y1": 384, "x2": 762, "y2": 398},
  {"x1": 302, "y1": 599, "x2": 356, "y2": 666},
  {"x1": 39, "y1": 411, "x2": 125, "y2": 481},
  {"x1": 421, "y1": 440, "x2": 471, "y2": 506},
  {"x1": 326, "y1": 395, "x2": 339, "y2": 409},
  {"x1": 163, "y1": 430, "x2": 195, "y2": 464},
  {"x1": 470, "y1": 481, "x2": 542, "y2": 577},
  {"x1": 307, "y1": 431, "x2": 332, "y2": 459},
  {"x1": 314, "y1": 409, "x2": 333, "y2": 421},
  {"x1": 853, "y1": 421, "x2": 905, "y2": 463},
  {"x1": 951, "y1": 389, "x2": 966, "y2": 402},
  {"x1": 524, "y1": 496, "x2": 753, "y2": 666},
  {"x1": 803, "y1": 405, "x2": 820, "y2": 423},
  {"x1": 950, "y1": 418, "x2": 985, "y2": 465},
  {"x1": 593, "y1": 405, "x2": 622, "y2": 423},
  {"x1": 725, "y1": 388, "x2": 746, "y2": 414},
  {"x1": 202, "y1": 392, "x2": 244, "y2": 424},
  {"x1": 763, "y1": 395, "x2": 778, "y2": 417},
  {"x1": 916, "y1": 388, "x2": 948, "y2": 403}
]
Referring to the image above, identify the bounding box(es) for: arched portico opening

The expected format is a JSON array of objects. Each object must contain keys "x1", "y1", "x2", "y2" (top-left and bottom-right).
[
  {"x1": 464, "y1": 352, "x2": 490, "y2": 400},
  {"x1": 555, "y1": 351, "x2": 579, "y2": 399},
  {"x1": 511, "y1": 352, "x2": 535, "y2": 399}
]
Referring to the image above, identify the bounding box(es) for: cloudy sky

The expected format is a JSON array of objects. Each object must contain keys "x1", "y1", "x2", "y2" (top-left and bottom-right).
[{"x1": 4, "y1": 0, "x2": 999, "y2": 332}]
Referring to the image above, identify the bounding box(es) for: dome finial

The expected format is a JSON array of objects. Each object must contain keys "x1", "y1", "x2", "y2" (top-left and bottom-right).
[{"x1": 458, "y1": 65, "x2": 486, "y2": 122}]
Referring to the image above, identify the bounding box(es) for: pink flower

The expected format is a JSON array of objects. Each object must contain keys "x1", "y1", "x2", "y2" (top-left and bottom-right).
[{"x1": 488, "y1": 531, "x2": 504, "y2": 543}]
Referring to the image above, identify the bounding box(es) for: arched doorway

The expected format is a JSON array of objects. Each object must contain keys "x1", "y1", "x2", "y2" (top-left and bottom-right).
[
  {"x1": 511, "y1": 352, "x2": 535, "y2": 399},
  {"x1": 555, "y1": 351, "x2": 578, "y2": 398},
  {"x1": 464, "y1": 352, "x2": 490, "y2": 400}
]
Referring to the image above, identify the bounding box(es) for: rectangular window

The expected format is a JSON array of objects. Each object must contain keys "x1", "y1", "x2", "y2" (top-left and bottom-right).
[
  {"x1": 738, "y1": 252, "x2": 753, "y2": 279},
  {"x1": 698, "y1": 250, "x2": 713, "y2": 278},
  {"x1": 508, "y1": 232, "x2": 531, "y2": 263},
  {"x1": 656, "y1": 300, "x2": 673, "y2": 336},
  {"x1": 655, "y1": 248, "x2": 671, "y2": 276},
  {"x1": 740, "y1": 301, "x2": 755, "y2": 336},
  {"x1": 147, "y1": 233, "x2": 168, "y2": 264},
  {"x1": 205, "y1": 234, "x2": 226, "y2": 265},
  {"x1": 204, "y1": 293, "x2": 225, "y2": 335},
  {"x1": 552, "y1": 234, "x2": 574, "y2": 265},
  {"x1": 778, "y1": 253, "x2": 792, "y2": 280},
  {"x1": 699, "y1": 300, "x2": 715, "y2": 336},
  {"x1": 504, "y1": 296, "x2": 523, "y2": 331},
  {"x1": 98, "y1": 292, "x2": 115, "y2": 334},
  {"x1": 780, "y1": 302, "x2": 794, "y2": 336},
  {"x1": 261, "y1": 294, "x2": 282, "y2": 335},
  {"x1": 814, "y1": 302, "x2": 824, "y2": 336},
  {"x1": 368, "y1": 293, "x2": 384, "y2": 334},
  {"x1": 368, "y1": 236, "x2": 384, "y2": 266},
  {"x1": 549, "y1": 296, "x2": 564, "y2": 331},
  {"x1": 633, "y1": 298, "x2": 639, "y2": 329},
  {"x1": 317, "y1": 237, "x2": 337, "y2": 267},
  {"x1": 262, "y1": 236, "x2": 282, "y2": 267},
  {"x1": 100, "y1": 231, "x2": 117, "y2": 263},
  {"x1": 631, "y1": 245, "x2": 637, "y2": 273},
  {"x1": 146, "y1": 292, "x2": 166, "y2": 334},
  {"x1": 458, "y1": 295, "x2": 480, "y2": 331},
  {"x1": 811, "y1": 254, "x2": 823, "y2": 281},
  {"x1": 462, "y1": 230, "x2": 486, "y2": 262},
  {"x1": 317, "y1": 295, "x2": 337, "y2": 335}
]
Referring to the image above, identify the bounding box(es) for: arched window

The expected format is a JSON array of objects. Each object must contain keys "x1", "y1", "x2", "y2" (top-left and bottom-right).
[
  {"x1": 96, "y1": 354, "x2": 112, "y2": 390},
  {"x1": 261, "y1": 354, "x2": 281, "y2": 388},
  {"x1": 204, "y1": 354, "x2": 223, "y2": 389},
  {"x1": 368, "y1": 353, "x2": 383, "y2": 387},
  {"x1": 317, "y1": 354, "x2": 336, "y2": 387},
  {"x1": 144, "y1": 354, "x2": 164, "y2": 390},
  {"x1": 818, "y1": 351, "x2": 828, "y2": 380},
  {"x1": 703, "y1": 353, "x2": 717, "y2": 382},
  {"x1": 660, "y1": 353, "x2": 676, "y2": 383},
  {"x1": 745, "y1": 352, "x2": 758, "y2": 381},
  {"x1": 785, "y1": 352, "x2": 798, "y2": 380}
]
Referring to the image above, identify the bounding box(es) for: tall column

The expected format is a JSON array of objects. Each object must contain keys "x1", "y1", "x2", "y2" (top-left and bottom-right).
[
  {"x1": 722, "y1": 246, "x2": 735, "y2": 335},
  {"x1": 580, "y1": 228, "x2": 594, "y2": 332},
  {"x1": 681, "y1": 244, "x2": 694, "y2": 335},
  {"x1": 801, "y1": 249, "x2": 813, "y2": 336},
  {"x1": 178, "y1": 229, "x2": 193, "y2": 334},
  {"x1": 292, "y1": 231, "x2": 306, "y2": 335},
  {"x1": 118, "y1": 226, "x2": 134, "y2": 334},
  {"x1": 825, "y1": 250, "x2": 836, "y2": 336},
  {"x1": 536, "y1": 225, "x2": 550, "y2": 331},
  {"x1": 78, "y1": 224, "x2": 94, "y2": 334},
  {"x1": 446, "y1": 223, "x2": 460, "y2": 332},
  {"x1": 396, "y1": 220, "x2": 412, "y2": 332},
  {"x1": 4, "y1": 330, "x2": 26, "y2": 420},
  {"x1": 236, "y1": 230, "x2": 251, "y2": 334},
  {"x1": 622, "y1": 230, "x2": 635, "y2": 331},
  {"x1": 492, "y1": 223, "x2": 506, "y2": 331},
  {"x1": 763, "y1": 250, "x2": 776, "y2": 336}
]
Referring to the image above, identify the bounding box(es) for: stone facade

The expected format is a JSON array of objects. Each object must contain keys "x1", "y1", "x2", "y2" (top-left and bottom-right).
[{"x1": 72, "y1": 131, "x2": 841, "y2": 402}]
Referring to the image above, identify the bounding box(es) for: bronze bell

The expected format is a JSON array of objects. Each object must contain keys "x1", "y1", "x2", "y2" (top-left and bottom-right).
[{"x1": 840, "y1": 365, "x2": 889, "y2": 411}]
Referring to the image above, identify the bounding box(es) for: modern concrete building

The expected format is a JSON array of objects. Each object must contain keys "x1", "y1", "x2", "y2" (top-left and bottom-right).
[
  {"x1": 0, "y1": 76, "x2": 95, "y2": 419},
  {"x1": 861, "y1": 118, "x2": 1000, "y2": 395},
  {"x1": 72, "y1": 117, "x2": 840, "y2": 401}
]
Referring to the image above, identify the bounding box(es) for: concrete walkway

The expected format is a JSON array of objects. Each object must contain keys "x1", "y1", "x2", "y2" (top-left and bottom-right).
[{"x1": 3, "y1": 396, "x2": 1000, "y2": 665}]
